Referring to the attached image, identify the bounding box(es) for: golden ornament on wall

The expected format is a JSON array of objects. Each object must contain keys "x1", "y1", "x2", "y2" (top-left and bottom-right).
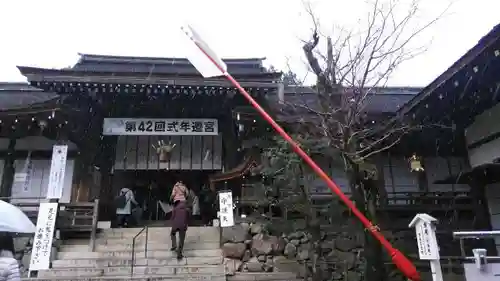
[
  {"x1": 409, "y1": 154, "x2": 424, "y2": 172},
  {"x1": 152, "y1": 140, "x2": 176, "y2": 163}
]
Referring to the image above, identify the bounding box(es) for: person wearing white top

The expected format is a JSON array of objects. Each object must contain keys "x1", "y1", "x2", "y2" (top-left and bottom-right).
[
  {"x1": 116, "y1": 187, "x2": 138, "y2": 227},
  {"x1": 191, "y1": 190, "x2": 200, "y2": 217}
]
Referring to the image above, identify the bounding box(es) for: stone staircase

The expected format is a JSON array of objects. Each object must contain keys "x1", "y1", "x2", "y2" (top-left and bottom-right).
[{"x1": 25, "y1": 226, "x2": 226, "y2": 281}]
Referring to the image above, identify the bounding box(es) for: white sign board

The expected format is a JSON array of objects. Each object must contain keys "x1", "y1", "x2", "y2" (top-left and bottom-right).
[
  {"x1": 102, "y1": 118, "x2": 219, "y2": 136},
  {"x1": 29, "y1": 202, "x2": 58, "y2": 271},
  {"x1": 415, "y1": 220, "x2": 440, "y2": 260},
  {"x1": 14, "y1": 173, "x2": 27, "y2": 182},
  {"x1": 46, "y1": 145, "x2": 68, "y2": 199},
  {"x1": 464, "y1": 263, "x2": 500, "y2": 281},
  {"x1": 218, "y1": 191, "x2": 234, "y2": 227}
]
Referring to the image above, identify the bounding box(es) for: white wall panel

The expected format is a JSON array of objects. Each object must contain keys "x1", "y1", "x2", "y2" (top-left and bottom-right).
[
  {"x1": 465, "y1": 103, "x2": 500, "y2": 167},
  {"x1": 9, "y1": 159, "x2": 75, "y2": 204}
]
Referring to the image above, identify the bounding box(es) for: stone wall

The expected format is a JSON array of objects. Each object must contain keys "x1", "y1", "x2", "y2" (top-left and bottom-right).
[
  {"x1": 221, "y1": 216, "x2": 466, "y2": 281},
  {"x1": 221, "y1": 219, "x2": 365, "y2": 281}
]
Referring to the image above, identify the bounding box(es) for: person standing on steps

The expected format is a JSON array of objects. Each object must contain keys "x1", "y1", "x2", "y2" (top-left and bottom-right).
[
  {"x1": 170, "y1": 181, "x2": 188, "y2": 204},
  {"x1": 0, "y1": 233, "x2": 21, "y2": 281},
  {"x1": 170, "y1": 198, "x2": 190, "y2": 260},
  {"x1": 115, "y1": 185, "x2": 138, "y2": 228}
]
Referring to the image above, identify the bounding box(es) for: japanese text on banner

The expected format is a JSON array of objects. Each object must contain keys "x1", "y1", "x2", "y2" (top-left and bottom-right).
[
  {"x1": 29, "y1": 203, "x2": 58, "y2": 271},
  {"x1": 218, "y1": 191, "x2": 234, "y2": 227},
  {"x1": 46, "y1": 145, "x2": 68, "y2": 199},
  {"x1": 415, "y1": 222, "x2": 439, "y2": 260},
  {"x1": 103, "y1": 118, "x2": 218, "y2": 136}
]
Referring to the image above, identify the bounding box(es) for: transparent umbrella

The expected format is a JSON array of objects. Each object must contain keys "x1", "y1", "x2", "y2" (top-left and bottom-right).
[{"x1": 0, "y1": 200, "x2": 36, "y2": 233}]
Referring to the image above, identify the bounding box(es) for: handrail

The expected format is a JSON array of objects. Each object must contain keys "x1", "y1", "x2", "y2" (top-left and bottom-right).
[
  {"x1": 88, "y1": 199, "x2": 99, "y2": 251},
  {"x1": 130, "y1": 226, "x2": 149, "y2": 277}
]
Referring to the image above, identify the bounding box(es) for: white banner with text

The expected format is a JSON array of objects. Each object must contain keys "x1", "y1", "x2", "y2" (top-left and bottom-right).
[
  {"x1": 103, "y1": 118, "x2": 218, "y2": 136},
  {"x1": 29, "y1": 202, "x2": 58, "y2": 271}
]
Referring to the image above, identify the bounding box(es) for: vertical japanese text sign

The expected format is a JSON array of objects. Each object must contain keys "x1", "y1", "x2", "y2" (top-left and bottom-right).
[
  {"x1": 29, "y1": 202, "x2": 58, "y2": 271},
  {"x1": 218, "y1": 190, "x2": 235, "y2": 227},
  {"x1": 46, "y1": 145, "x2": 68, "y2": 199},
  {"x1": 409, "y1": 214, "x2": 440, "y2": 260}
]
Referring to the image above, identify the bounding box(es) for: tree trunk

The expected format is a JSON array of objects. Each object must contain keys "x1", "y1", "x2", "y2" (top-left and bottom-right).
[
  {"x1": 345, "y1": 161, "x2": 387, "y2": 281},
  {"x1": 308, "y1": 215, "x2": 323, "y2": 281},
  {"x1": 363, "y1": 179, "x2": 387, "y2": 281}
]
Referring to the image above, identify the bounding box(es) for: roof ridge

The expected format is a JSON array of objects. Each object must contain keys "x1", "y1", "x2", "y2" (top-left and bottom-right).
[
  {"x1": 77, "y1": 53, "x2": 266, "y2": 63},
  {"x1": 398, "y1": 22, "x2": 500, "y2": 114}
]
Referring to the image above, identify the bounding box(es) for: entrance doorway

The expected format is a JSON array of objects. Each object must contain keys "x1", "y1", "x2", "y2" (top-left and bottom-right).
[{"x1": 113, "y1": 170, "x2": 218, "y2": 227}]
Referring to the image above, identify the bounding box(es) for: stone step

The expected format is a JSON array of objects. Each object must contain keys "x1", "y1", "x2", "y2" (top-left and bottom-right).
[
  {"x1": 24, "y1": 274, "x2": 226, "y2": 281},
  {"x1": 67, "y1": 234, "x2": 220, "y2": 245},
  {"x1": 98, "y1": 227, "x2": 219, "y2": 239},
  {"x1": 37, "y1": 264, "x2": 225, "y2": 278},
  {"x1": 59, "y1": 241, "x2": 220, "y2": 252},
  {"x1": 58, "y1": 249, "x2": 222, "y2": 260},
  {"x1": 52, "y1": 256, "x2": 223, "y2": 268},
  {"x1": 227, "y1": 273, "x2": 300, "y2": 281}
]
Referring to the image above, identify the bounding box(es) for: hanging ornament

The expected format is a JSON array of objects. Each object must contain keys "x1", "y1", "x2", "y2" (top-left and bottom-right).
[
  {"x1": 204, "y1": 149, "x2": 212, "y2": 161},
  {"x1": 409, "y1": 154, "x2": 424, "y2": 172},
  {"x1": 38, "y1": 120, "x2": 48, "y2": 133},
  {"x1": 152, "y1": 140, "x2": 176, "y2": 162}
]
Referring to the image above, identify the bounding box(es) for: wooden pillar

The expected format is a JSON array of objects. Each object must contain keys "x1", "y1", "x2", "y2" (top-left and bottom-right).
[
  {"x1": 220, "y1": 112, "x2": 239, "y2": 170},
  {"x1": 0, "y1": 138, "x2": 16, "y2": 198},
  {"x1": 470, "y1": 178, "x2": 497, "y2": 255},
  {"x1": 97, "y1": 94, "x2": 118, "y2": 221},
  {"x1": 98, "y1": 136, "x2": 116, "y2": 221}
]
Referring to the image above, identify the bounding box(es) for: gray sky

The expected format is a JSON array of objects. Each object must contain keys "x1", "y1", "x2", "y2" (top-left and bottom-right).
[{"x1": 0, "y1": 0, "x2": 498, "y2": 86}]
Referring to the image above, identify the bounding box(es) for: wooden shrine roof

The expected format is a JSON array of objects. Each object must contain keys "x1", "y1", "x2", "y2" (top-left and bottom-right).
[
  {"x1": 209, "y1": 152, "x2": 260, "y2": 187},
  {"x1": 74, "y1": 53, "x2": 271, "y2": 76},
  {"x1": 17, "y1": 53, "x2": 282, "y2": 89},
  {"x1": 0, "y1": 82, "x2": 59, "y2": 114},
  {"x1": 397, "y1": 23, "x2": 500, "y2": 127},
  {"x1": 267, "y1": 85, "x2": 421, "y2": 115}
]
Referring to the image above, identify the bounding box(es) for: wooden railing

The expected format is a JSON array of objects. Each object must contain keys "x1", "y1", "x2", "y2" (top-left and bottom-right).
[
  {"x1": 382, "y1": 191, "x2": 473, "y2": 210},
  {"x1": 1, "y1": 197, "x2": 100, "y2": 251},
  {"x1": 237, "y1": 191, "x2": 474, "y2": 212}
]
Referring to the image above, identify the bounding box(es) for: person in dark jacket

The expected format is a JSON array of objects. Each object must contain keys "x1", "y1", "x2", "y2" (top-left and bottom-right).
[{"x1": 170, "y1": 200, "x2": 189, "y2": 260}]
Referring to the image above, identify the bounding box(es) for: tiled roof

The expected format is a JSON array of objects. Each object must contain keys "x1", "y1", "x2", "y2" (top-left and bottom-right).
[
  {"x1": 0, "y1": 82, "x2": 58, "y2": 111},
  {"x1": 71, "y1": 53, "x2": 273, "y2": 77},
  {"x1": 268, "y1": 86, "x2": 421, "y2": 114}
]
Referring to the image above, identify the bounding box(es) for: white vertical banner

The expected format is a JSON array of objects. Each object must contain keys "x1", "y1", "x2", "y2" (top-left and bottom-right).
[
  {"x1": 409, "y1": 214, "x2": 443, "y2": 281},
  {"x1": 218, "y1": 190, "x2": 234, "y2": 227},
  {"x1": 46, "y1": 145, "x2": 68, "y2": 199},
  {"x1": 29, "y1": 202, "x2": 58, "y2": 271},
  {"x1": 414, "y1": 220, "x2": 440, "y2": 260}
]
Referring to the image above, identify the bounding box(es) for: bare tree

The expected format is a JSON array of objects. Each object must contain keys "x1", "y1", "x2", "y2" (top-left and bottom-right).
[{"x1": 278, "y1": 0, "x2": 452, "y2": 280}]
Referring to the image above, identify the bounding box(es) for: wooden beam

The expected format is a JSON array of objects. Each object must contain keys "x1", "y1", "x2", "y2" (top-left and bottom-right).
[{"x1": 24, "y1": 74, "x2": 280, "y2": 89}]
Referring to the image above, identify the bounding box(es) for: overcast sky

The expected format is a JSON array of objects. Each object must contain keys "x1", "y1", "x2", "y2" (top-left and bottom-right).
[{"x1": 0, "y1": 0, "x2": 498, "y2": 87}]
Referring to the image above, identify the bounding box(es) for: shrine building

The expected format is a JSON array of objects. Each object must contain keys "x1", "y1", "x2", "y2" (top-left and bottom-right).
[{"x1": 6, "y1": 53, "x2": 281, "y2": 222}]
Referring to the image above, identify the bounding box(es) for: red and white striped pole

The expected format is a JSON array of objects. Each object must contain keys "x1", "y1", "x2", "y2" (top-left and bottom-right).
[{"x1": 181, "y1": 25, "x2": 421, "y2": 281}]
